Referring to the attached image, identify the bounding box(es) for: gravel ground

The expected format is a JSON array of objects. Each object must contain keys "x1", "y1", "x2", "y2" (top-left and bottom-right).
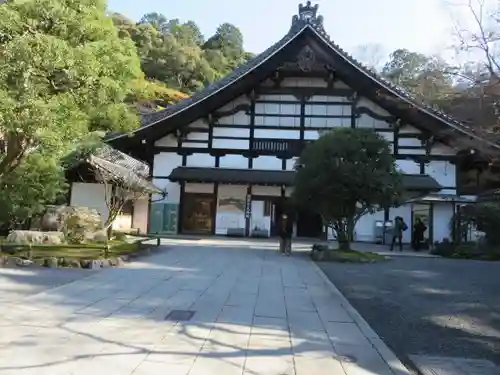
[
  {"x1": 0, "y1": 267, "x2": 93, "y2": 304},
  {"x1": 318, "y1": 257, "x2": 500, "y2": 367}
]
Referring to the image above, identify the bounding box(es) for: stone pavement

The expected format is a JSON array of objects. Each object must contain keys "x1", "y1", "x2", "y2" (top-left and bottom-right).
[{"x1": 0, "y1": 241, "x2": 411, "y2": 375}]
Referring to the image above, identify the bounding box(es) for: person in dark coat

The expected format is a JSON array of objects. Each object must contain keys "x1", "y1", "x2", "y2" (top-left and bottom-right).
[
  {"x1": 279, "y1": 213, "x2": 294, "y2": 256},
  {"x1": 390, "y1": 216, "x2": 407, "y2": 252},
  {"x1": 412, "y1": 218, "x2": 427, "y2": 251}
]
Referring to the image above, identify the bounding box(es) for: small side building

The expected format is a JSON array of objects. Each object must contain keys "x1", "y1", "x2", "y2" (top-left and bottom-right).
[
  {"x1": 106, "y1": 2, "x2": 500, "y2": 244},
  {"x1": 66, "y1": 145, "x2": 162, "y2": 234}
]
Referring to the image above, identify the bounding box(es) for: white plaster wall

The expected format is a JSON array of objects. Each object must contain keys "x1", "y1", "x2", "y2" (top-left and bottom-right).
[
  {"x1": 132, "y1": 198, "x2": 149, "y2": 234},
  {"x1": 396, "y1": 159, "x2": 421, "y2": 174},
  {"x1": 305, "y1": 116, "x2": 351, "y2": 128},
  {"x1": 356, "y1": 114, "x2": 391, "y2": 129},
  {"x1": 354, "y1": 210, "x2": 385, "y2": 242},
  {"x1": 152, "y1": 179, "x2": 180, "y2": 204},
  {"x1": 153, "y1": 152, "x2": 182, "y2": 177},
  {"x1": 152, "y1": 152, "x2": 182, "y2": 203},
  {"x1": 254, "y1": 129, "x2": 300, "y2": 139},
  {"x1": 253, "y1": 156, "x2": 282, "y2": 170},
  {"x1": 252, "y1": 186, "x2": 280, "y2": 196},
  {"x1": 185, "y1": 131, "x2": 209, "y2": 141},
  {"x1": 219, "y1": 155, "x2": 248, "y2": 169},
  {"x1": 433, "y1": 203, "x2": 454, "y2": 242},
  {"x1": 357, "y1": 97, "x2": 391, "y2": 117},
  {"x1": 250, "y1": 200, "x2": 271, "y2": 237},
  {"x1": 427, "y1": 160, "x2": 456, "y2": 190},
  {"x1": 70, "y1": 183, "x2": 109, "y2": 222},
  {"x1": 185, "y1": 183, "x2": 214, "y2": 194},
  {"x1": 186, "y1": 153, "x2": 215, "y2": 168},
  {"x1": 286, "y1": 158, "x2": 297, "y2": 171},
  {"x1": 213, "y1": 139, "x2": 249, "y2": 149},
  {"x1": 213, "y1": 127, "x2": 250, "y2": 138},
  {"x1": 399, "y1": 137, "x2": 422, "y2": 147},
  {"x1": 216, "y1": 185, "x2": 247, "y2": 235}
]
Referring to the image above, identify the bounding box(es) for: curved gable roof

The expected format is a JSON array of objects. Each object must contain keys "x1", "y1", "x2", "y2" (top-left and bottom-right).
[{"x1": 108, "y1": 2, "x2": 499, "y2": 151}]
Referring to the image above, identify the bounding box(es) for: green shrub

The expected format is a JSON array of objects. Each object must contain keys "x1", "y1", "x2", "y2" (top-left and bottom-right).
[
  {"x1": 431, "y1": 238, "x2": 455, "y2": 257},
  {"x1": 462, "y1": 202, "x2": 500, "y2": 246},
  {"x1": 61, "y1": 207, "x2": 103, "y2": 244}
]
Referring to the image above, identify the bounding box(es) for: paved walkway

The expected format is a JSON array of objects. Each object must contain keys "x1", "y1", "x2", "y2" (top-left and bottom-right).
[{"x1": 0, "y1": 242, "x2": 410, "y2": 375}]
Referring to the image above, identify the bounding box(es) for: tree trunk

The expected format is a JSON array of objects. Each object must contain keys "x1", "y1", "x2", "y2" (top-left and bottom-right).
[{"x1": 334, "y1": 219, "x2": 352, "y2": 251}]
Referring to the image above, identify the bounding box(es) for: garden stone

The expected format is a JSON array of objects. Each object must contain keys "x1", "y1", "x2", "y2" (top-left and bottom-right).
[
  {"x1": 16, "y1": 258, "x2": 33, "y2": 267},
  {"x1": 62, "y1": 207, "x2": 103, "y2": 244},
  {"x1": 6, "y1": 230, "x2": 65, "y2": 245},
  {"x1": 68, "y1": 260, "x2": 81, "y2": 268},
  {"x1": 80, "y1": 260, "x2": 91, "y2": 269},
  {"x1": 47, "y1": 257, "x2": 58, "y2": 268},
  {"x1": 101, "y1": 259, "x2": 111, "y2": 268},
  {"x1": 0, "y1": 255, "x2": 7, "y2": 266},
  {"x1": 90, "y1": 260, "x2": 102, "y2": 269},
  {"x1": 108, "y1": 258, "x2": 119, "y2": 267}
]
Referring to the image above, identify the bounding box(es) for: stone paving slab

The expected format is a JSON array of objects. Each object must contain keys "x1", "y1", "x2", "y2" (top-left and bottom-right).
[
  {"x1": 0, "y1": 243, "x2": 411, "y2": 375},
  {"x1": 410, "y1": 355, "x2": 500, "y2": 375}
]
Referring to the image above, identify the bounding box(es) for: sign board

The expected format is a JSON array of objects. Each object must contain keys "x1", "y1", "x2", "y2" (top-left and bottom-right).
[{"x1": 244, "y1": 194, "x2": 252, "y2": 219}]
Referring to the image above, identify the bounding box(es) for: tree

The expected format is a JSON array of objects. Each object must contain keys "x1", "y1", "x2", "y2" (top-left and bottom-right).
[
  {"x1": 0, "y1": 0, "x2": 143, "y2": 183},
  {"x1": 293, "y1": 129, "x2": 402, "y2": 250},
  {"x1": 204, "y1": 23, "x2": 246, "y2": 71},
  {"x1": 114, "y1": 13, "x2": 217, "y2": 93},
  {"x1": 447, "y1": 0, "x2": 500, "y2": 141},
  {"x1": 0, "y1": 153, "x2": 67, "y2": 228},
  {"x1": 138, "y1": 12, "x2": 168, "y2": 32},
  {"x1": 382, "y1": 48, "x2": 456, "y2": 104}
]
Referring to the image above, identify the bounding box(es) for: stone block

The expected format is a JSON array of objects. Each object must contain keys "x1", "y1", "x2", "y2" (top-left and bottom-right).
[
  {"x1": 6, "y1": 230, "x2": 64, "y2": 245},
  {"x1": 47, "y1": 257, "x2": 58, "y2": 268},
  {"x1": 68, "y1": 260, "x2": 81, "y2": 268}
]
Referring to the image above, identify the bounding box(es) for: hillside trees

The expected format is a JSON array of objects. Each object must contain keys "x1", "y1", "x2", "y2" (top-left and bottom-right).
[{"x1": 111, "y1": 12, "x2": 252, "y2": 93}]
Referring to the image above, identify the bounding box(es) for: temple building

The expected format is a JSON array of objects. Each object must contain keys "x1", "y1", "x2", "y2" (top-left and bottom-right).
[{"x1": 106, "y1": 2, "x2": 500, "y2": 244}]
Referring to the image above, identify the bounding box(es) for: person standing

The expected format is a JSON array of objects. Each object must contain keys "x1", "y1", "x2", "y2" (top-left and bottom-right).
[
  {"x1": 412, "y1": 218, "x2": 427, "y2": 251},
  {"x1": 390, "y1": 216, "x2": 407, "y2": 252},
  {"x1": 279, "y1": 213, "x2": 293, "y2": 256}
]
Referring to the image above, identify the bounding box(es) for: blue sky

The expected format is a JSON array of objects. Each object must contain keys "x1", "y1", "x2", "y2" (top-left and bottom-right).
[{"x1": 107, "y1": 0, "x2": 454, "y2": 59}]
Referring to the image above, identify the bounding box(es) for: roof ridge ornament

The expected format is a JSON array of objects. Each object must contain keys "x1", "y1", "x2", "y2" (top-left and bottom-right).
[{"x1": 291, "y1": 2, "x2": 328, "y2": 37}]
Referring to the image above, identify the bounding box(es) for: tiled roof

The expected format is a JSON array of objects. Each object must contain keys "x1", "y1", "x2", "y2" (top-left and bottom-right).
[
  {"x1": 89, "y1": 155, "x2": 161, "y2": 194},
  {"x1": 108, "y1": 2, "x2": 499, "y2": 150},
  {"x1": 168, "y1": 167, "x2": 442, "y2": 191}
]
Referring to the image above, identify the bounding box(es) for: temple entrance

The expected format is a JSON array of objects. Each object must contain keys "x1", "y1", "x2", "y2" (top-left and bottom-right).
[
  {"x1": 411, "y1": 203, "x2": 431, "y2": 249},
  {"x1": 180, "y1": 193, "x2": 215, "y2": 234},
  {"x1": 296, "y1": 209, "x2": 323, "y2": 238}
]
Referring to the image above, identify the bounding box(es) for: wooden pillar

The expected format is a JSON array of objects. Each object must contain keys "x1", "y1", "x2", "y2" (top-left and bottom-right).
[
  {"x1": 428, "y1": 202, "x2": 434, "y2": 247},
  {"x1": 244, "y1": 185, "x2": 252, "y2": 237}
]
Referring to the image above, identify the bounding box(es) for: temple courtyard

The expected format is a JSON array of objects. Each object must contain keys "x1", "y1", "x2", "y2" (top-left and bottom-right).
[{"x1": 0, "y1": 238, "x2": 498, "y2": 375}]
